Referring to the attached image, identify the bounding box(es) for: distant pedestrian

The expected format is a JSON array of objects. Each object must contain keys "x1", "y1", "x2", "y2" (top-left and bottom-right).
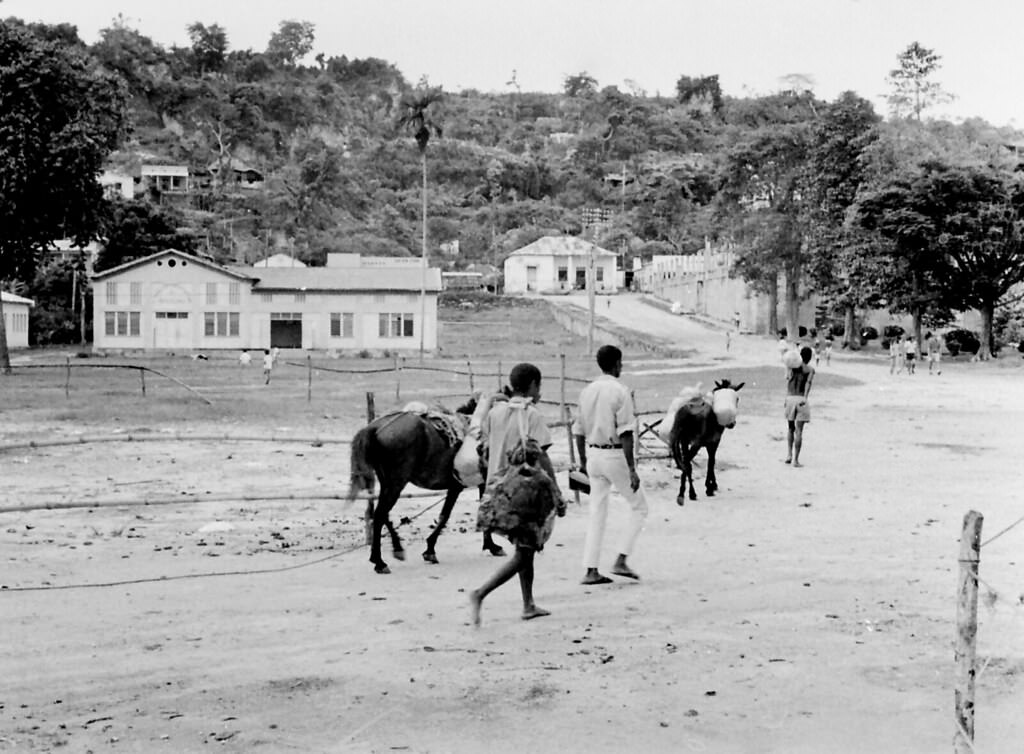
[
  {"x1": 784, "y1": 346, "x2": 815, "y2": 467},
  {"x1": 573, "y1": 345, "x2": 648, "y2": 585},
  {"x1": 262, "y1": 349, "x2": 273, "y2": 384},
  {"x1": 239, "y1": 349, "x2": 252, "y2": 367},
  {"x1": 905, "y1": 336, "x2": 917, "y2": 374},
  {"x1": 824, "y1": 336, "x2": 833, "y2": 366},
  {"x1": 926, "y1": 332, "x2": 942, "y2": 375},
  {"x1": 813, "y1": 336, "x2": 821, "y2": 366}
]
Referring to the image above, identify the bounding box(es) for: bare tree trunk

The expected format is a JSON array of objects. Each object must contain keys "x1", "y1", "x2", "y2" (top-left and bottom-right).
[
  {"x1": 0, "y1": 293, "x2": 10, "y2": 375},
  {"x1": 785, "y1": 270, "x2": 800, "y2": 342},
  {"x1": 979, "y1": 302, "x2": 994, "y2": 360},
  {"x1": 767, "y1": 273, "x2": 779, "y2": 336},
  {"x1": 843, "y1": 305, "x2": 859, "y2": 350}
]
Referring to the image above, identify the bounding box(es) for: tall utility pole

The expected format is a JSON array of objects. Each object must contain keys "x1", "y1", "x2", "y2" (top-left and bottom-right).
[
  {"x1": 587, "y1": 228, "x2": 596, "y2": 354},
  {"x1": 419, "y1": 154, "x2": 427, "y2": 361}
]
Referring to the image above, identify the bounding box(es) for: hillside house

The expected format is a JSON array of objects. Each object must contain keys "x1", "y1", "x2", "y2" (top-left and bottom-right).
[
  {"x1": 140, "y1": 165, "x2": 190, "y2": 194},
  {"x1": 1, "y1": 291, "x2": 34, "y2": 349},
  {"x1": 503, "y1": 236, "x2": 618, "y2": 295},
  {"x1": 90, "y1": 250, "x2": 442, "y2": 353}
]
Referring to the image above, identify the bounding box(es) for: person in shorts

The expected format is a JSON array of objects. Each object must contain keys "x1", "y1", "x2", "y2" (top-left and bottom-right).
[
  {"x1": 784, "y1": 346, "x2": 815, "y2": 467},
  {"x1": 926, "y1": 332, "x2": 942, "y2": 375},
  {"x1": 905, "y1": 336, "x2": 917, "y2": 374}
]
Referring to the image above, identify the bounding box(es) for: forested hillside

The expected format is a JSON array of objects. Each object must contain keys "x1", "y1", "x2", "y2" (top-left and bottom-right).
[{"x1": 5, "y1": 16, "x2": 1024, "y2": 356}]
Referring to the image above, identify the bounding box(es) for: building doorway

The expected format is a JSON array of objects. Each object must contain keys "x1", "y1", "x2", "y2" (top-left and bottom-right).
[
  {"x1": 270, "y1": 312, "x2": 302, "y2": 348},
  {"x1": 526, "y1": 265, "x2": 537, "y2": 292}
]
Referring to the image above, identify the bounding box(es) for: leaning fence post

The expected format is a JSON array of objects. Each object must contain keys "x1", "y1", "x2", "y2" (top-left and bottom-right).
[
  {"x1": 307, "y1": 353, "x2": 312, "y2": 403},
  {"x1": 954, "y1": 509, "x2": 984, "y2": 754},
  {"x1": 467, "y1": 359, "x2": 475, "y2": 393},
  {"x1": 65, "y1": 356, "x2": 71, "y2": 399},
  {"x1": 561, "y1": 353, "x2": 580, "y2": 505}
]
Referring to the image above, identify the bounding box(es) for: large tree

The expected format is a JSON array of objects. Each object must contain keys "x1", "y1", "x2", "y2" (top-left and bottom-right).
[
  {"x1": 886, "y1": 42, "x2": 953, "y2": 121},
  {"x1": 718, "y1": 90, "x2": 821, "y2": 336},
  {"x1": 0, "y1": 21, "x2": 129, "y2": 372}
]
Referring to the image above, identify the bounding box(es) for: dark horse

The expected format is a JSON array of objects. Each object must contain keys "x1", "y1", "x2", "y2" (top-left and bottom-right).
[
  {"x1": 348, "y1": 399, "x2": 504, "y2": 574},
  {"x1": 668, "y1": 379, "x2": 744, "y2": 505}
]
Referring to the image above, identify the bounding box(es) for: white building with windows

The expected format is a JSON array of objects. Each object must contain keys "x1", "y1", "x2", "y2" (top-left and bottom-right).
[
  {"x1": 503, "y1": 235, "x2": 618, "y2": 295},
  {"x1": 1, "y1": 291, "x2": 33, "y2": 349},
  {"x1": 90, "y1": 250, "x2": 442, "y2": 353}
]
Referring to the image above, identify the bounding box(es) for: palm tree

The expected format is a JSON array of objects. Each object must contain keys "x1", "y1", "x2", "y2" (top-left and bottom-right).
[{"x1": 395, "y1": 86, "x2": 444, "y2": 360}]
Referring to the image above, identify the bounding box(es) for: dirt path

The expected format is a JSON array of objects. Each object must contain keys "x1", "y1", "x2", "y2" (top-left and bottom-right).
[{"x1": 3, "y1": 299, "x2": 1024, "y2": 753}]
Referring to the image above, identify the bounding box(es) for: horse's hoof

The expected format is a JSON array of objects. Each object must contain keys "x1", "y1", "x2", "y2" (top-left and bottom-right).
[
  {"x1": 392, "y1": 548, "x2": 406, "y2": 562},
  {"x1": 486, "y1": 546, "x2": 507, "y2": 557},
  {"x1": 706, "y1": 489, "x2": 716, "y2": 497},
  {"x1": 374, "y1": 563, "x2": 391, "y2": 574},
  {"x1": 688, "y1": 492, "x2": 698, "y2": 502},
  {"x1": 676, "y1": 497, "x2": 686, "y2": 507},
  {"x1": 422, "y1": 551, "x2": 438, "y2": 564}
]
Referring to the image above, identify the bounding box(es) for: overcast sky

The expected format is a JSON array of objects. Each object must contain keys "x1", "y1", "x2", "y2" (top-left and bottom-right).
[{"x1": 7, "y1": 0, "x2": 1024, "y2": 127}]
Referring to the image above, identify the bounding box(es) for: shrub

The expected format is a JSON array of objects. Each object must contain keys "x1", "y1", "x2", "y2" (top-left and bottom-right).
[
  {"x1": 830, "y1": 322, "x2": 845, "y2": 337},
  {"x1": 880, "y1": 338, "x2": 891, "y2": 351},
  {"x1": 883, "y1": 324, "x2": 904, "y2": 339},
  {"x1": 944, "y1": 329, "x2": 980, "y2": 356},
  {"x1": 860, "y1": 326, "x2": 878, "y2": 341},
  {"x1": 798, "y1": 325, "x2": 808, "y2": 337}
]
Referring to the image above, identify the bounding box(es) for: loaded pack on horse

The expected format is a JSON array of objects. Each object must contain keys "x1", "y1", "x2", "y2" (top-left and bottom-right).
[
  {"x1": 659, "y1": 380, "x2": 744, "y2": 505},
  {"x1": 347, "y1": 393, "x2": 506, "y2": 574}
]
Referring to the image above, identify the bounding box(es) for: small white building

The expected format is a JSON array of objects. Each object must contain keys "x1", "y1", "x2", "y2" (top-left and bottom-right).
[
  {"x1": 90, "y1": 249, "x2": 442, "y2": 353},
  {"x1": 99, "y1": 171, "x2": 134, "y2": 200},
  {"x1": 1, "y1": 291, "x2": 34, "y2": 349},
  {"x1": 503, "y1": 235, "x2": 618, "y2": 295},
  {"x1": 140, "y1": 165, "x2": 190, "y2": 194}
]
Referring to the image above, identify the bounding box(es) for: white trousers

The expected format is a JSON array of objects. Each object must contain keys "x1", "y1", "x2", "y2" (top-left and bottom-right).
[{"x1": 582, "y1": 448, "x2": 648, "y2": 569}]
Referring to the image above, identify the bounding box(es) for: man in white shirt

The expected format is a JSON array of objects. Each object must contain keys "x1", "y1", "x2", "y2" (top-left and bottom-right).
[{"x1": 572, "y1": 345, "x2": 648, "y2": 584}]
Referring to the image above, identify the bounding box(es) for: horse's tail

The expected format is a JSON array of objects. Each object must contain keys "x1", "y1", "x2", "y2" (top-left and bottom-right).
[{"x1": 348, "y1": 425, "x2": 377, "y2": 501}]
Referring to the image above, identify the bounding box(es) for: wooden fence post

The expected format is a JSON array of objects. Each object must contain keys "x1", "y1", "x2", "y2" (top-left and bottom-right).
[
  {"x1": 65, "y1": 356, "x2": 71, "y2": 399},
  {"x1": 561, "y1": 353, "x2": 580, "y2": 505},
  {"x1": 497, "y1": 359, "x2": 503, "y2": 391},
  {"x1": 307, "y1": 353, "x2": 312, "y2": 403},
  {"x1": 467, "y1": 359, "x2": 475, "y2": 394},
  {"x1": 954, "y1": 509, "x2": 984, "y2": 753},
  {"x1": 140, "y1": 368, "x2": 146, "y2": 397},
  {"x1": 395, "y1": 354, "x2": 401, "y2": 402},
  {"x1": 366, "y1": 391, "x2": 375, "y2": 423}
]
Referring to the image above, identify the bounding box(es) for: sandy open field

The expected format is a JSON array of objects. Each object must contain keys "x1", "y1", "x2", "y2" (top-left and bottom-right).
[{"x1": 2, "y1": 294, "x2": 1023, "y2": 753}]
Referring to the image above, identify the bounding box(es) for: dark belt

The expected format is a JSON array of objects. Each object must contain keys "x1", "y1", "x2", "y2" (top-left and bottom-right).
[{"x1": 589, "y1": 443, "x2": 622, "y2": 449}]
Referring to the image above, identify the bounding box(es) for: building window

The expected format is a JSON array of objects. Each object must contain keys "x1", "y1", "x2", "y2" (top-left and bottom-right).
[
  {"x1": 294, "y1": 292, "x2": 306, "y2": 303},
  {"x1": 260, "y1": 292, "x2": 273, "y2": 303},
  {"x1": 206, "y1": 283, "x2": 218, "y2": 305},
  {"x1": 104, "y1": 311, "x2": 140, "y2": 337},
  {"x1": 155, "y1": 312, "x2": 189, "y2": 319},
  {"x1": 330, "y1": 312, "x2": 354, "y2": 338},
  {"x1": 229, "y1": 283, "x2": 240, "y2": 305},
  {"x1": 105, "y1": 282, "x2": 117, "y2": 305},
  {"x1": 270, "y1": 312, "x2": 301, "y2": 321},
  {"x1": 130, "y1": 282, "x2": 142, "y2": 305},
  {"x1": 374, "y1": 294, "x2": 386, "y2": 304},
  {"x1": 558, "y1": 267, "x2": 568, "y2": 282},
  {"x1": 596, "y1": 267, "x2": 604, "y2": 282},
  {"x1": 378, "y1": 312, "x2": 414, "y2": 338},
  {"x1": 204, "y1": 311, "x2": 240, "y2": 337}
]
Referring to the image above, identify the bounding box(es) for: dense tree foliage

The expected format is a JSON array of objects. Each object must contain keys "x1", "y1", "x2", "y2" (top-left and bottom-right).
[
  {"x1": 0, "y1": 19, "x2": 128, "y2": 368},
  {"x1": 5, "y1": 15, "x2": 1024, "y2": 351}
]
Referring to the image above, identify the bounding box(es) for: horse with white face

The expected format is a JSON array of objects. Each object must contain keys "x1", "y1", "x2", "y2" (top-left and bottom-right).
[{"x1": 667, "y1": 379, "x2": 744, "y2": 505}]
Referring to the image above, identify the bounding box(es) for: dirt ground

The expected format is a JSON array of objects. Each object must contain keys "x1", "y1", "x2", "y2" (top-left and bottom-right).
[{"x1": 3, "y1": 295, "x2": 1024, "y2": 753}]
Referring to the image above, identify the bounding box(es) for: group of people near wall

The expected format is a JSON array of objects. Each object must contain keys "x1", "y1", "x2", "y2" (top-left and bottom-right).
[{"x1": 889, "y1": 333, "x2": 942, "y2": 375}]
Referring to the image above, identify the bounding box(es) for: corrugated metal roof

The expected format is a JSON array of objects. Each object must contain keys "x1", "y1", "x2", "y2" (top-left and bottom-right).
[
  {"x1": 1, "y1": 291, "x2": 34, "y2": 305},
  {"x1": 228, "y1": 266, "x2": 442, "y2": 292},
  {"x1": 91, "y1": 250, "x2": 255, "y2": 281},
  {"x1": 507, "y1": 235, "x2": 617, "y2": 258}
]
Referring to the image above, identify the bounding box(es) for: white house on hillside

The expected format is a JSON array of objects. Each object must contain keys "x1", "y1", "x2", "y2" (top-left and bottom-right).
[
  {"x1": 1, "y1": 291, "x2": 33, "y2": 349},
  {"x1": 503, "y1": 235, "x2": 618, "y2": 294},
  {"x1": 90, "y1": 250, "x2": 442, "y2": 353}
]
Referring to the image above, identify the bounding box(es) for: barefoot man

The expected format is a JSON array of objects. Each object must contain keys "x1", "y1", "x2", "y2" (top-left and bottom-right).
[{"x1": 784, "y1": 346, "x2": 815, "y2": 467}]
